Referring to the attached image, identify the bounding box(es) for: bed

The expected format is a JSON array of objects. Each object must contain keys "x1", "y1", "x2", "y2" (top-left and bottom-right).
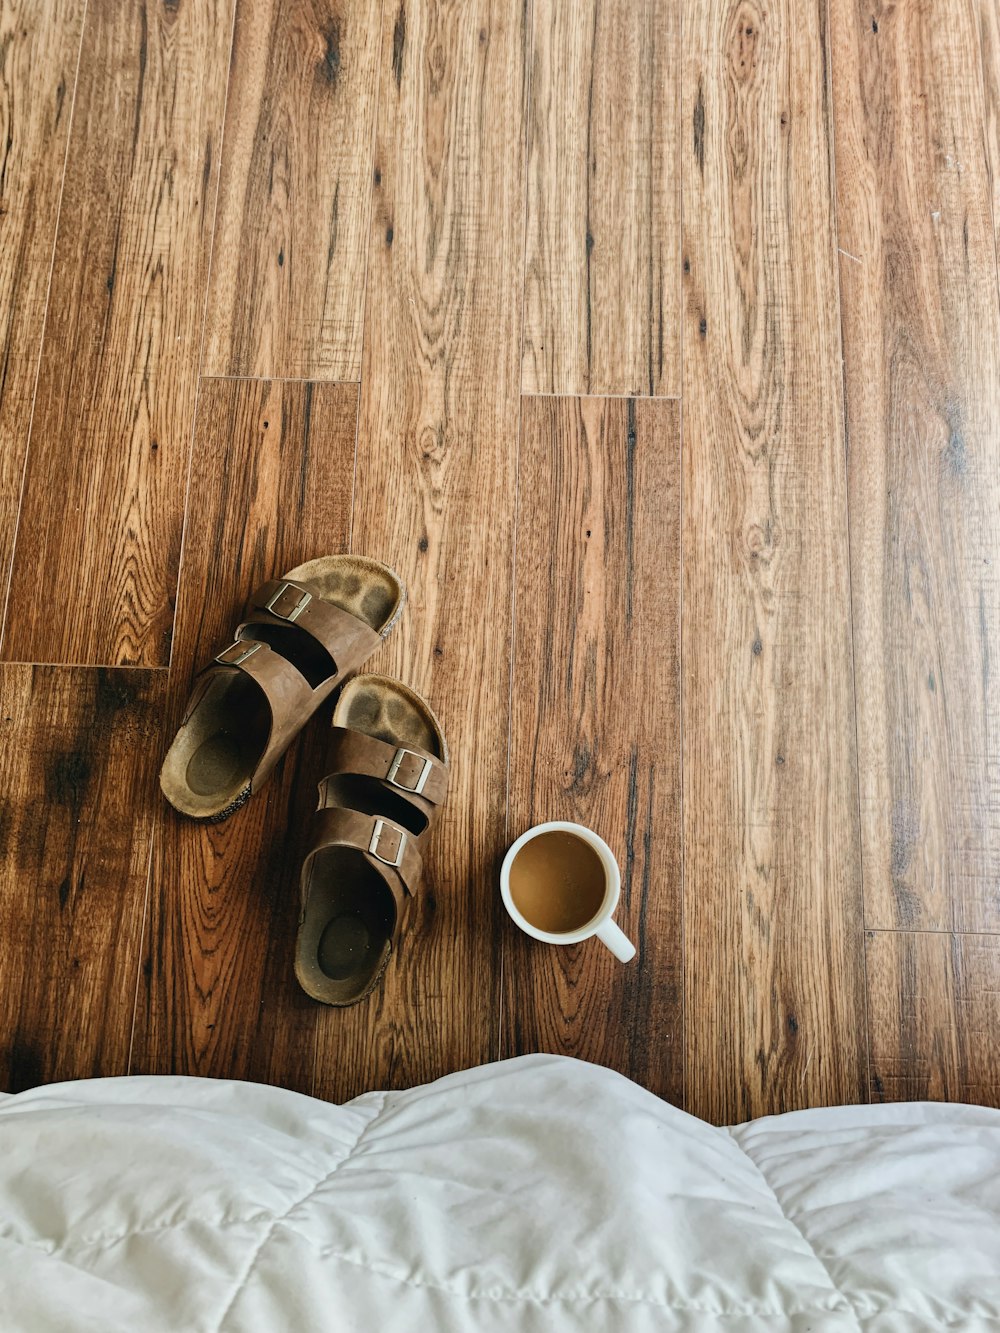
[{"x1": 1, "y1": 1054, "x2": 997, "y2": 1330}]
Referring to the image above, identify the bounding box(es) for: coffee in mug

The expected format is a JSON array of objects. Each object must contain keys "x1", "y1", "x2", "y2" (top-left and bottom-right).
[{"x1": 508, "y1": 829, "x2": 606, "y2": 933}]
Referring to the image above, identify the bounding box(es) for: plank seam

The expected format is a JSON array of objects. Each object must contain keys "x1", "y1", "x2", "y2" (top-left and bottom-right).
[
  {"x1": 866, "y1": 926, "x2": 1000, "y2": 939},
  {"x1": 0, "y1": 660, "x2": 169, "y2": 671},
  {"x1": 200, "y1": 373, "x2": 362, "y2": 386},
  {"x1": 677, "y1": 0, "x2": 687, "y2": 1118},
  {"x1": 499, "y1": 0, "x2": 536, "y2": 1063},
  {"x1": 522, "y1": 390, "x2": 682, "y2": 402},
  {"x1": 974, "y1": 0, "x2": 1000, "y2": 298},
  {"x1": 345, "y1": 0, "x2": 385, "y2": 563},
  {"x1": 826, "y1": 0, "x2": 873, "y2": 1107}
]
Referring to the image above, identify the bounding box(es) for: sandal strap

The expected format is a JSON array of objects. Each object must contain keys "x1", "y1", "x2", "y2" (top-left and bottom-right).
[
  {"x1": 207, "y1": 637, "x2": 314, "y2": 719},
  {"x1": 322, "y1": 727, "x2": 449, "y2": 806},
  {"x1": 303, "y1": 807, "x2": 424, "y2": 898},
  {"x1": 246, "y1": 578, "x2": 382, "y2": 680},
  {"x1": 197, "y1": 639, "x2": 316, "y2": 779}
]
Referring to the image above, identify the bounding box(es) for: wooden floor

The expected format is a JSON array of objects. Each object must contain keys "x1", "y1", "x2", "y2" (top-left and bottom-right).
[{"x1": 1, "y1": 0, "x2": 998, "y2": 1124}]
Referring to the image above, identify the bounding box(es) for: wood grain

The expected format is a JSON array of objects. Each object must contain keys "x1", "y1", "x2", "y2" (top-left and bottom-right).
[
  {"x1": 522, "y1": 0, "x2": 679, "y2": 397},
  {"x1": 132, "y1": 378, "x2": 357, "y2": 1093},
  {"x1": 682, "y1": 0, "x2": 866, "y2": 1123},
  {"x1": 0, "y1": 665, "x2": 163, "y2": 1092},
  {"x1": 833, "y1": 0, "x2": 1000, "y2": 933},
  {"x1": 867, "y1": 929, "x2": 1000, "y2": 1106},
  {"x1": 1, "y1": 0, "x2": 234, "y2": 667},
  {"x1": 0, "y1": 0, "x2": 84, "y2": 606},
  {"x1": 501, "y1": 396, "x2": 682, "y2": 1100},
  {"x1": 203, "y1": 0, "x2": 381, "y2": 380},
  {"x1": 313, "y1": 0, "x2": 527, "y2": 1103}
]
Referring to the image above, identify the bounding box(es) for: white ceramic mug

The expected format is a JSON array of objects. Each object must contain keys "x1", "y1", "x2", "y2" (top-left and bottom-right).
[{"x1": 499, "y1": 821, "x2": 636, "y2": 962}]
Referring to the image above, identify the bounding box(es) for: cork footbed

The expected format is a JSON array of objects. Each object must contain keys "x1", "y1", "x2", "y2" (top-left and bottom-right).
[
  {"x1": 295, "y1": 676, "x2": 447, "y2": 1006},
  {"x1": 159, "y1": 556, "x2": 404, "y2": 821}
]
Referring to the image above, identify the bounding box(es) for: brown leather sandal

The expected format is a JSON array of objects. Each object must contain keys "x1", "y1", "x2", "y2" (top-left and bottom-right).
[
  {"x1": 295, "y1": 674, "x2": 449, "y2": 1006},
  {"x1": 160, "y1": 556, "x2": 404, "y2": 821}
]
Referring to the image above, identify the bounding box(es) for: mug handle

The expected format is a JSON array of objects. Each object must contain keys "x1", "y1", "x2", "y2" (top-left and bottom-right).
[{"x1": 596, "y1": 919, "x2": 636, "y2": 963}]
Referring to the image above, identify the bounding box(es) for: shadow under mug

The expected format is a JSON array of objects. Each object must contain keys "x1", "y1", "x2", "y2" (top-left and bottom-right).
[{"x1": 499, "y1": 821, "x2": 636, "y2": 963}]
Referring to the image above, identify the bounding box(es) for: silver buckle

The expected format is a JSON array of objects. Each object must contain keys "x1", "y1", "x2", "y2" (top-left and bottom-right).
[
  {"x1": 369, "y1": 819, "x2": 405, "y2": 868},
  {"x1": 264, "y1": 582, "x2": 312, "y2": 622},
  {"x1": 216, "y1": 641, "x2": 261, "y2": 667},
  {"x1": 386, "y1": 747, "x2": 433, "y2": 795}
]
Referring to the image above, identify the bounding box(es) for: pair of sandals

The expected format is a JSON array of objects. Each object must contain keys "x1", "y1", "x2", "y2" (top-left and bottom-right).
[{"x1": 159, "y1": 555, "x2": 449, "y2": 1007}]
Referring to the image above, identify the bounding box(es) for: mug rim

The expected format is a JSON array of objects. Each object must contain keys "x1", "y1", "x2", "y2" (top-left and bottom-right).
[{"x1": 499, "y1": 820, "x2": 621, "y2": 945}]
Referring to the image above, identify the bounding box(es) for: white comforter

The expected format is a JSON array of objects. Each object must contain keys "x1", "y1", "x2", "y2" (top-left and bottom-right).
[{"x1": 1, "y1": 1054, "x2": 997, "y2": 1330}]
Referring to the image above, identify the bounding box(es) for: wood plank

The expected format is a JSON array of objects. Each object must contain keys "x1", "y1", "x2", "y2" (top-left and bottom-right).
[
  {"x1": 1, "y1": 0, "x2": 235, "y2": 667},
  {"x1": 833, "y1": 0, "x2": 1000, "y2": 933},
  {"x1": 867, "y1": 931, "x2": 959, "y2": 1104},
  {"x1": 0, "y1": 665, "x2": 163, "y2": 1092},
  {"x1": 203, "y1": 0, "x2": 381, "y2": 380},
  {"x1": 867, "y1": 929, "x2": 1000, "y2": 1107},
  {"x1": 500, "y1": 396, "x2": 682, "y2": 1100},
  {"x1": 980, "y1": 0, "x2": 1000, "y2": 267},
  {"x1": 682, "y1": 0, "x2": 866, "y2": 1123},
  {"x1": 0, "y1": 0, "x2": 85, "y2": 607},
  {"x1": 313, "y1": 0, "x2": 527, "y2": 1103},
  {"x1": 132, "y1": 378, "x2": 356, "y2": 1093},
  {"x1": 522, "y1": 0, "x2": 679, "y2": 397},
  {"x1": 952, "y1": 933, "x2": 1000, "y2": 1106}
]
